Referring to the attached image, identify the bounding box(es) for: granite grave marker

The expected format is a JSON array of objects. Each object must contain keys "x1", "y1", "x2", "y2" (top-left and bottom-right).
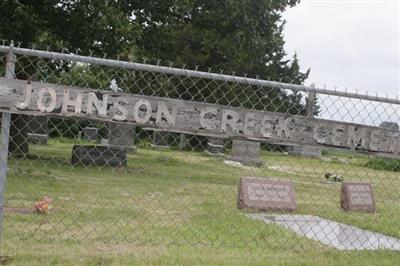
[
  {"x1": 238, "y1": 176, "x2": 296, "y2": 211},
  {"x1": 230, "y1": 139, "x2": 262, "y2": 166},
  {"x1": 151, "y1": 131, "x2": 170, "y2": 148},
  {"x1": 83, "y1": 127, "x2": 98, "y2": 142},
  {"x1": 71, "y1": 145, "x2": 127, "y2": 167},
  {"x1": 205, "y1": 137, "x2": 224, "y2": 156},
  {"x1": 108, "y1": 123, "x2": 136, "y2": 152},
  {"x1": 26, "y1": 115, "x2": 49, "y2": 145},
  {"x1": 341, "y1": 182, "x2": 375, "y2": 212},
  {"x1": 9, "y1": 114, "x2": 29, "y2": 156},
  {"x1": 179, "y1": 134, "x2": 191, "y2": 150}
]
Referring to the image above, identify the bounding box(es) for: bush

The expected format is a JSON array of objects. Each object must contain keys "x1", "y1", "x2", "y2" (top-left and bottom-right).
[{"x1": 365, "y1": 157, "x2": 400, "y2": 172}]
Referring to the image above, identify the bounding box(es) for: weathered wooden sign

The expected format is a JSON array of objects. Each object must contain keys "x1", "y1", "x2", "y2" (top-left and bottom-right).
[{"x1": 0, "y1": 77, "x2": 399, "y2": 157}]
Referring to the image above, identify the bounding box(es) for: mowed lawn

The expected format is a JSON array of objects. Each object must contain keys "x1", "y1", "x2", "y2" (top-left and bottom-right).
[{"x1": 2, "y1": 138, "x2": 400, "y2": 265}]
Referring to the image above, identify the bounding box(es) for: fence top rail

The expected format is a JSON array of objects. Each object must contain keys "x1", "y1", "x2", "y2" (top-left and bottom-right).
[{"x1": 1, "y1": 44, "x2": 399, "y2": 105}]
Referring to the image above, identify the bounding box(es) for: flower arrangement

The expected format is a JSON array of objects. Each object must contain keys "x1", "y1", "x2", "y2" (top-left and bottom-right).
[
  {"x1": 35, "y1": 196, "x2": 53, "y2": 214},
  {"x1": 325, "y1": 173, "x2": 344, "y2": 183}
]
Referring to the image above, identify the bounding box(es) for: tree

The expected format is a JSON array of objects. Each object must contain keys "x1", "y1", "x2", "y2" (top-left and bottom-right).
[
  {"x1": 0, "y1": 0, "x2": 311, "y2": 113},
  {"x1": 0, "y1": 0, "x2": 140, "y2": 58}
]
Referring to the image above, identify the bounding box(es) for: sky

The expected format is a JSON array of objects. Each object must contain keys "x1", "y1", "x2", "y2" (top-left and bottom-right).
[{"x1": 283, "y1": 0, "x2": 399, "y2": 98}]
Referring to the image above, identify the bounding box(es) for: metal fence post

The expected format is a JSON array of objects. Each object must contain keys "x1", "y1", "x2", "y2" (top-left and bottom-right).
[
  {"x1": 306, "y1": 84, "x2": 316, "y2": 118},
  {"x1": 0, "y1": 42, "x2": 16, "y2": 251}
]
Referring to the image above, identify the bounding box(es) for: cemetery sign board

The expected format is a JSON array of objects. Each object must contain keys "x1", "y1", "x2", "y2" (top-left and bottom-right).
[{"x1": 0, "y1": 78, "x2": 399, "y2": 157}]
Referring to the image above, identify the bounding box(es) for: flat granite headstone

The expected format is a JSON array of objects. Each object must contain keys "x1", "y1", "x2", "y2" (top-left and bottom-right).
[
  {"x1": 238, "y1": 177, "x2": 296, "y2": 211},
  {"x1": 108, "y1": 123, "x2": 136, "y2": 152},
  {"x1": 205, "y1": 137, "x2": 224, "y2": 156},
  {"x1": 341, "y1": 182, "x2": 375, "y2": 212},
  {"x1": 151, "y1": 131, "x2": 170, "y2": 148},
  {"x1": 230, "y1": 139, "x2": 262, "y2": 166},
  {"x1": 83, "y1": 127, "x2": 98, "y2": 142},
  {"x1": 71, "y1": 145, "x2": 127, "y2": 167}
]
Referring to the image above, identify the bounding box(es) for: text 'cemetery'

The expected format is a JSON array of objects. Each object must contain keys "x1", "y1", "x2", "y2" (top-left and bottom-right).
[{"x1": 0, "y1": 78, "x2": 399, "y2": 157}]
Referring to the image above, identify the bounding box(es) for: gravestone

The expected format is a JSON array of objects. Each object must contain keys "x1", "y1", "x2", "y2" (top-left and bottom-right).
[
  {"x1": 27, "y1": 116, "x2": 48, "y2": 134},
  {"x1": 205, "y1": 137, "x2": 224, "y2": 156},
  {"x1": 27, "y1": 133, "x2": 48, "y2": 145},
  {"x1": 288, "y1": 146, "x2": 321, "y2": 158},
  {"x1": 108, "y1": 123, "x2": 136, "y2": 152},
  {"x1": 287, "y1": 89, "x2": 321, "y2": 158},
  {"x1": 238, "y1": 176, "x2": 296, "y2": 211},
  {"x1": 9, "y1": 114, "x2": 29, "y2": 156},
  {"x1": 179, "y1": 134, "x2": 191, "y2": 150},
  {"x1": 379, "y1": 122, "x2": 399, "y2": 131},
  {"x1": 83, "y1": 127, "x2": 98, "y2": 142},
  {"x1": 341, "y1": 182, "x2": 375, "y2": 212},
  {"x1": 71, "y1": 145, "x2": 127, "y2": 167},
  {"x1": 230, "y1": 139, "x2": 262, "y2": 166},
  {"x1": 26, "y1": 116, "x2": 49, "y2": 145},
  {"x1": 151, "y1": 131, "x2": 170, "y2": 148}
]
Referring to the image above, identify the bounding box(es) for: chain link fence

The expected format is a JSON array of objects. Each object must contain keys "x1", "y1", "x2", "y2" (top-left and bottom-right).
[{"x1": 0, "y1": 42, "x2": 399, "y2": 260}]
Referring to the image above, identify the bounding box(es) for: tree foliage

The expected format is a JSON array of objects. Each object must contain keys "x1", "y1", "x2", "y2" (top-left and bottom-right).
[{"x1": 0, "y1": 0, "x2": 313, "y2": 114}]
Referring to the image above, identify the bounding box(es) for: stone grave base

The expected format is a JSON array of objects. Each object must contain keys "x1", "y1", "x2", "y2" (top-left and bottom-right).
[
  {"x1": 71, "y1": 145, "x2": 127, "y2": 167},
  {"x1": 108, "y1": 145, "x2": 137, "y2": 153},
  {"x1": 27, "y1": 133, "x2": 48, "y2": 145},
  {"x1": 205, "y1": 144, "x2": 224, "y2": 156},
  {"x1": 230, "y1": 156, "x2": 262, "y2": 166},
  {"x1": 150, "y1": 144, "x2": 169, "y2": 149},
  {"x1": 289, "y1": 146, "x2": 321, "y2": 158}
]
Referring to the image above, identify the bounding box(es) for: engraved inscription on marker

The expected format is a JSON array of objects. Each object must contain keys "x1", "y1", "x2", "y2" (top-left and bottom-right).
[
  {"x1": 341, "y1": 182, "x2": 375, "y2": 212},
  {"x1": 238, "y1": 177, "x2": 296, "y2": 211}
]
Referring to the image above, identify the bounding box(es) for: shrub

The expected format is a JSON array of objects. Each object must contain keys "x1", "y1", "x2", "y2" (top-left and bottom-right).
[{"x1": 365, "y1": 157, "x2": 400, "y2": 172}]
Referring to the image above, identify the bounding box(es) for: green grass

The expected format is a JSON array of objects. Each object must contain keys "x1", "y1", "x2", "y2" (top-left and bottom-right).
[{"x1": 2, "y1": 138, "x2": 400, "y2": 265}]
